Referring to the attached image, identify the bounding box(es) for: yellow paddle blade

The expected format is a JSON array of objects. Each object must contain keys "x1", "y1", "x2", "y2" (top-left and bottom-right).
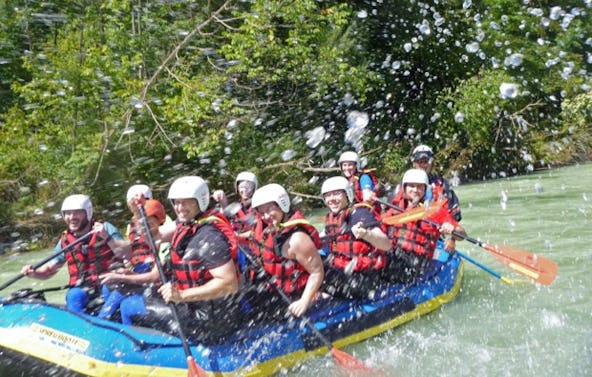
[
  {"x1": 381, "y1": 200, "x2": 444, "y2": 226},
  {"x1": 484, "y1": 243, "x2": 558, "y2": 286}
]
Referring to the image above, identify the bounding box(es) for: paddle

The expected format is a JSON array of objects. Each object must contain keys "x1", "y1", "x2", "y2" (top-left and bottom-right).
[
  {"x1": 455, "y1": 250, "x2": 527, "y2": 285},
  {"x1": 136, "y1": 202, "x2": 207, "y2": 377},
  {"x1": 377, "y1": 199, "x2": 558, "y2": 286},
  {"x1": 239, "y1": 248, "x2": 377, "y2": 373},
  {"x1": 0, "y1": 231, "x2": 93, "y2": 292}
]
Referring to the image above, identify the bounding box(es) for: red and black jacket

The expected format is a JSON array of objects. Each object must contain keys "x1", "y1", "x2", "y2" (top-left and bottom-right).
[
  {"x1": 170, "y1": 209, "x2": 238, "y2": 290},
  {"x1": 62, "y1": 224, "x2": 117, "y2": 287},
  {"x1": 324, "y1": 204, "x2": 386, "y2": 272},
  {"x1": 250, "y1": 210, "x2": 321, "y2": 295}
]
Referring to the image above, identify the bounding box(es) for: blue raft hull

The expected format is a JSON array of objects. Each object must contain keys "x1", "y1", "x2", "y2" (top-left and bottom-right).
[{"x1": 0, "y1": 254, "x2": 463, "y2": 376}]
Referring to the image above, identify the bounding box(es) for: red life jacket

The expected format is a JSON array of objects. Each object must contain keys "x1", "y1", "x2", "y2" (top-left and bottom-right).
[
  {"x1": 127, "y1": 221, "x2": 154, "y2": 267},
  {"x1": 324, "y1": 204, "x2": 386, "y2": 272},
  {"x1": 230, "y1": 204, "x2": 255, "y2": 233},
  {"x1": 348, "y1": 169, "x2": 383, "y2": 215},
  {"x1": 349, "y1": 170, "x2": 382, "y2": 201},
  {"x1": 170, "y1": 209, "x2": 239, "y2": 290},
  {"x1": 62, "y1": 225, "x2": 117, "y2": 287},
  {"x1": 250, "y1": 210, "x2": 320, "y2": 295},
  {"x1": 384, "y1": 191, "x2": 441, "y2": 259}
]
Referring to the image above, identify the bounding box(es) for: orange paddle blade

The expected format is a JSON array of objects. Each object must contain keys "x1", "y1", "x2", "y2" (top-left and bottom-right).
[
  {"x1": 329, "y1": 347, "x2": 375, "y2": 371},
  {"x1": 187, "y1": 356, "x2": 208, "y2": 377},
  {"x1": 484, "y1": 243, "x2": 558, "y2": 286},
  {"x1": 382, "y1": 200, "x2": 444, "y2": 226}
]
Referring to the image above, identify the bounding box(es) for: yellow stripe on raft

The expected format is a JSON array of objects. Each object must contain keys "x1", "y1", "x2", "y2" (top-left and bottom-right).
[{"x1": 0, "y1": 326, "x2": 187, "y2": 376}]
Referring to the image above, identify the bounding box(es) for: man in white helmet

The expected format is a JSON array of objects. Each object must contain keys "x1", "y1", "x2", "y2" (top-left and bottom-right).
[
  {"x1": 211, "y1": 171, "x2": 258, "y2": 242},
  {"x1": 245, "y1": 183, "x2": 324, "y2": 320},
  {"x1": 411, "y1": 144, "x2": 462, "y2": 221},
  {"x1": 20, "y1": 194, "x2": 128, "y2": 313},
  {"x1": 382, "y1": 169, "x2": 465, "y2": 284},
  {"x1": 338, "y1": 151, "x2": 383, "y2": 214},
  {"x1": 149, "y1": 176, "x2": 242, "y2": 342},
  {"x1": 320, "y1": 176, "x2": 391, "y2": 299}
]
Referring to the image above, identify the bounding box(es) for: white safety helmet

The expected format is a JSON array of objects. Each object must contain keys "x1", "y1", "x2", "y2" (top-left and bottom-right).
[
  {"x1": 411, "y1": 144, "x2": 434, "y2": 163},
  {"x1": 168, "y1": 176, "x2": 210, "y2": 212},
  {"x1": 126, "y1": 184, "x2": 152, "y2": 203},
  {"x1": 338, "y1": 151, "x2": 360, "y2": 166},
  {"x1": 321, "y1": 176, "x2": 354, "y2": 204},
  {"x1": 61, "y1": 194, "x2": 93, "y2": 220},
  {"x1": 252, "y1": 183, "x2": 291, "y2": 213},
  {"x1": 235, "y1": 171, "x2": 258, "y2": 193},
  {"x1": 402, "y1": 169, "x2": 429, "y2": 186}
]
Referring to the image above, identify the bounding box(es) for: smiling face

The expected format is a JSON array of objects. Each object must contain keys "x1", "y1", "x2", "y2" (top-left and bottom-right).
[
  {"x1": 63, "y1": 209, "x2": 90, "y2": 234},
  {"x1": 172, "y1": 198, "x2": 200, "y2": 223},
  {"x1": 323, "y1": 189, "x2": 348, "y2": 214},
  {"x1": 403, "y1": 183, "x2": 426, "y2": 204},
  {"x1": 255, "y1": 202, "x2": 284, "y2": 227},
  {"x1": 340, "y1": 161, "x2": 357, "y2": 178},
  {"x1": 412, "y1": 157, "x2": 433, "y2": 173}
]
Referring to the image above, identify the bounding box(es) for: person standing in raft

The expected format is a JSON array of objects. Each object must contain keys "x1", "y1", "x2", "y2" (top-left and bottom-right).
[
  {"x1": 338, "y1": 151, "x2": 383, "y2": 215},
  {"x1": 20, "y1": 194, "x2": 129, "y2": 313},
  {"x1": 320, "y1": 176, "x2": 391, "y2": 299},
  {"x1": 245, "y1": 183, "x2": 324, "y2": 321},
  {"x1": 154, "y1": 176, "x2": 241, "y2": 342},
  {"x1": 382, "y1": 169, "x2": 466, "y2": 284},
  {"x1": 97, "y1": 199, "x2": 170, "y2": 324}
]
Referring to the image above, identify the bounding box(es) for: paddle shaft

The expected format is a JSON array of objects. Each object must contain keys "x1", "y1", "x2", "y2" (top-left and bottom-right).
[
  {"x1": 377, "y1": 199, "x2": 557, "y2": 285},
  {"x1": 136, "y1": 204, "x2": 205, "y2": 377},
  {"x1": 456, "y1": 250, "x2": 516, "y2": 284},
  {"x1": 240, "y1": 248, "x2": 339, "y2": 351},
  {"x1": 0, "y1": 231, "x2": 93, "y2": 292}
]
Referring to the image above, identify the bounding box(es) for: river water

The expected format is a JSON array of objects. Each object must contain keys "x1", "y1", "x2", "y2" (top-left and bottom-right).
[{"x1": 0, "y1": 164, "x2": 590, "y2": 376}]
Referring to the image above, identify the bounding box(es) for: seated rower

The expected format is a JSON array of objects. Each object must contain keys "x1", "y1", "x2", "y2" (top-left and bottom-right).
[
  {"x1": 98, "y1": 199, "x2": 169, "y2": 324},
  {"x1": 244, "y1": 183, "x2": 324, "y2": 321},
  {"x1": 382, "y1": 169, "x2": 466, "y2": 284},
  {"x1": 126, "y1": 176, "x2": 242, "y2": 343},
  {"x1": 20, "y1": 195, "x2": 129, "y2": 314},
  {"x1": 320, "y1": 176, "x2": 391, "y2": 300},
  {"x1": 212, "y1": 171, "x2": 259, "y2": 243},
  {"x1": 212, "y1": 171, "x2": 259, "y2": 273}
]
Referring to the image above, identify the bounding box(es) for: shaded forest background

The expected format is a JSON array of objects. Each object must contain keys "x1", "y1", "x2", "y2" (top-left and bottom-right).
[{"x1": 0, "y1": 0, "x2": 591, "y2": 248}]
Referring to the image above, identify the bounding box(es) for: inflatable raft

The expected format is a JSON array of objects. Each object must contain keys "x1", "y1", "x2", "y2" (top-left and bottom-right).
[{"x1": 0, "y1": 252, "x2": 463, "y2": 377}]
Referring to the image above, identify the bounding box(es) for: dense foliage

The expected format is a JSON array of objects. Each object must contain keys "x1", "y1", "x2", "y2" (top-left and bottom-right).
[{"x1": 0, "y1": 0, "x2": 590, "y2": 244}]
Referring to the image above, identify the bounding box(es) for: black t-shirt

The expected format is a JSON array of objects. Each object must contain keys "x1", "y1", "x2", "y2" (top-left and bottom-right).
[
  {"x1": 183, "y1": 223, "x2": 232, "y2": 269},
  {"x1": 348, "y1": 206, "x2": 378, "y2": 228}
]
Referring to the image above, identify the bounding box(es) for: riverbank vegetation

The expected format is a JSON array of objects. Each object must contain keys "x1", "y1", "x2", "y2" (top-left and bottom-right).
[{"x1": 1, "y1": 0, "x2": 591, "y2": 246}]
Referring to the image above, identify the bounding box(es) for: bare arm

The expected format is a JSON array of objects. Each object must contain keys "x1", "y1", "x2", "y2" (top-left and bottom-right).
[
  {"x1": 284, "y1": 231, "x2": 324, "y2": 317},
  {"x1": 351, "y1": 222, "x2": 392, "y2": 251},
  {"x1": 21, "y1": 260, "x2": 61, "y2": 280},
  {"x1": 99, "y1": 266, "x2": 160, "y2": 286},
  {"x1": 158, "y1": 260, "x2": 238, "y2": 303}
]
